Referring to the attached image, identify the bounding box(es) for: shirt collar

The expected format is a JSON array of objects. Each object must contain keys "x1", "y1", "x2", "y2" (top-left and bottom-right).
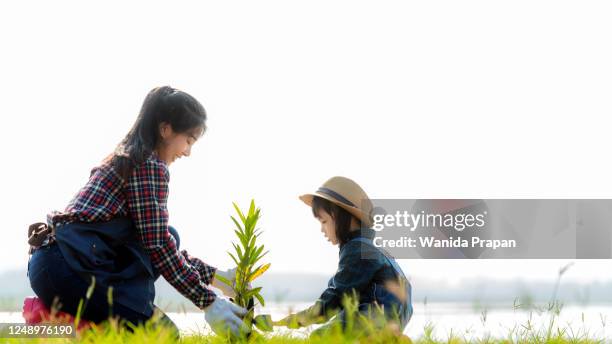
[{"x1": 150, "y1": 152, "x2": 168, "y2": 166}]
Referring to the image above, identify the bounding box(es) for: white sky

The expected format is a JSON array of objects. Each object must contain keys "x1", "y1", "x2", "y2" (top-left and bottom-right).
[{"x1": 1, "y1": 1, "x2": 611, "y2": 284}]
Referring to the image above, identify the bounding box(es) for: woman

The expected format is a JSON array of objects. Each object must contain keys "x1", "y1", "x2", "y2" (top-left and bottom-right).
[
  {"x1": 276, "y1": 176, "x2": 413, "y2": 336},
  {"x1": 27, "y1": 86, "x2": 247, "y2": 337}
]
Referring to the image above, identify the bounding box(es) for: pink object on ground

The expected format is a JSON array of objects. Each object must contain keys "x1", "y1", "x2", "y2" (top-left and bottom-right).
[{"x1": 22, "y1": 296, "x2": 93, "y2": 331}]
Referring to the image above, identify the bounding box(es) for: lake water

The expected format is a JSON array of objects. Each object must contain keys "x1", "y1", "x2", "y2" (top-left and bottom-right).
[{"x1": 3, "y1": 302, "x2": 611, "y2": 340}]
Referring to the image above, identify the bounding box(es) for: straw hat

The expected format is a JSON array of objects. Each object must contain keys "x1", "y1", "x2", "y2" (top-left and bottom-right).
[{"x1": 299, "y1": 176, "x2": 373, "y2": 227}]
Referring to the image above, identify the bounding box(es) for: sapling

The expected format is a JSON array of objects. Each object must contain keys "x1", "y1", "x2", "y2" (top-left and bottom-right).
[{"x1": 215, "y1": 200, "x2": 271, "y2": 333}]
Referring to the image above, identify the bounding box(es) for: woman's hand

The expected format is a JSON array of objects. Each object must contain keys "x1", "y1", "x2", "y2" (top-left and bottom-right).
[
  {"x1": 211, "y1": 267, "x2": 237, "y2": 297},
  {"x1": 204, "y1": 297, "x2": 249, "y2": 337}
]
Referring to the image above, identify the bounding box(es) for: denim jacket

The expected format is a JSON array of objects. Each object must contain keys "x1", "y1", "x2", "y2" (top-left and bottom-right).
[{"x1": 300, "y1": 228, "x2": 413, "y2": 328}]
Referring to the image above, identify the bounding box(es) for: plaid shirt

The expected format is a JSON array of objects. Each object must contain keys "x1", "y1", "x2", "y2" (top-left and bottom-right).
[{"x1": 48, "y1": 154, "x2": 217, "y2": 309}]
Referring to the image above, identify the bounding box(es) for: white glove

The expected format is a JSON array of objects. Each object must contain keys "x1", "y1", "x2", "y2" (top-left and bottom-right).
[
  {"x1": 212, "y1": 267, "x2": 237, "y2": 297},
  {"x1": 204, "y1": 297, "x2": 249, "y2": 337}
]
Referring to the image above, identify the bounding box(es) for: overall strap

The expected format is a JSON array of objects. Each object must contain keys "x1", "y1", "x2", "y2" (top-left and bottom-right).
[
  {"x1": 352, "y1": 236, "x2": 413, "y2": 324},
  {"x1": 352, "y1": 237, "x2": 408, "y2": 281}
]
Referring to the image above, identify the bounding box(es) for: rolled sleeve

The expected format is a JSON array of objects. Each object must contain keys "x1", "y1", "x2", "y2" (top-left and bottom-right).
[{"x1": 181, "y1": 250, "x2": 217, "y2": 285}]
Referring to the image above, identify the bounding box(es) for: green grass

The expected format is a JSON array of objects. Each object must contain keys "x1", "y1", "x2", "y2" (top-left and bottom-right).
[
  {"x1": 1, "y1": 318, "x2": 606, "y2": 344},
  {"x1": 7, "y1": 231, "x2": 608, "y2": 342},
  {"x1": 4, "y1": 295, "x2": 608, "y2": 344}
]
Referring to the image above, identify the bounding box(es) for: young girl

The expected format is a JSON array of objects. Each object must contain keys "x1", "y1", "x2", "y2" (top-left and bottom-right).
[
  {"x1": 276, "y1": 176, "x2": 413, "y2": 335},
  {"x1": 27, "y1": 86, "x2": 247, "y2": 337}
]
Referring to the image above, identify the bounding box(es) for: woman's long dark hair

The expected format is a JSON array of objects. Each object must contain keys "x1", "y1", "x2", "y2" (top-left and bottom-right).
[
  {"x1": 106, "y1": 86, "x2": 207, "y2": 180},
  {"x1": 311, "y1": 196, "x2": 360, "y2": 245}
]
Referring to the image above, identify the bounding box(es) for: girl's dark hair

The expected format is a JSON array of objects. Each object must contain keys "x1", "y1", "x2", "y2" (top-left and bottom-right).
[
  {"x1": 106, "y1": 86, "x2": 207, "y2": 179},
  {"x1": 311, "y1": 196, "x2": 361, "y2": 245}
]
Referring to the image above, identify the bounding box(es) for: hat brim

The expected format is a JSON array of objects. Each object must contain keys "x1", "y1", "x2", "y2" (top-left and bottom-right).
[{"x1": 299, "y1": 192, "x2": 373, "y2": 228}]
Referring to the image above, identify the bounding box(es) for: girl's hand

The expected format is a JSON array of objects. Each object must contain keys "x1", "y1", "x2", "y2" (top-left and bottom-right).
[
  {"x1": 274, "y1": 314, "x2": 304, "y2": 329},
  {"x1": 275, "y1": 304, "x2": 325, "y2": 329}
]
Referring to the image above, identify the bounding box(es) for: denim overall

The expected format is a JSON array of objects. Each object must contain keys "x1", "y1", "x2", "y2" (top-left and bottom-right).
[
  {"x1": 27, "y1": 217, "x2": 180, "y2": 334},
  {"x1": 354, "y1": 237, "x2": 413, "y2": 329},
  {"x1": 314, "y1": 235, "x2": 413, "y2": 335}
]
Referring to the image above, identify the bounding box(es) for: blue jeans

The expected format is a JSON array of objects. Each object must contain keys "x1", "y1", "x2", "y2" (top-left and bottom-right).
[{"x1": 28, "y1": 226, "x2": 181, "y2": 337}]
